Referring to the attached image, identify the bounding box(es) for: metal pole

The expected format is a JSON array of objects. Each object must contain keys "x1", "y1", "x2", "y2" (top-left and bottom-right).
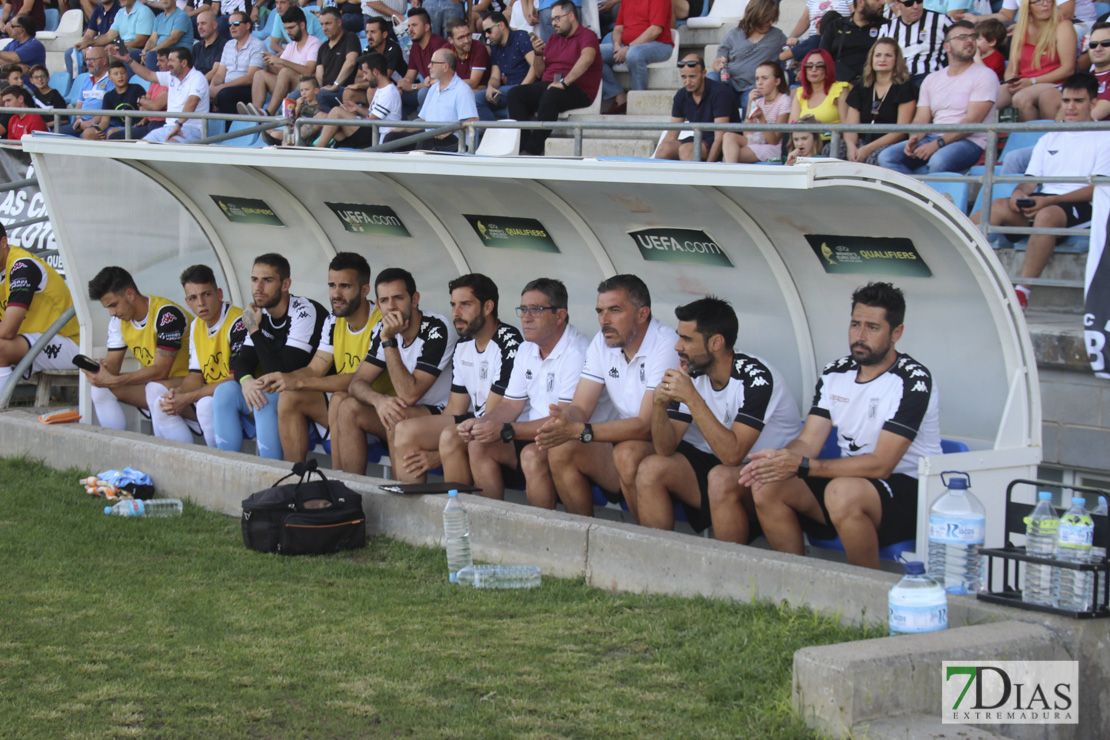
[
  {"x1": 692, "y1": 127, "x2": 703, "y2": 162},
  {"x1": 3, "y1": 215, "x2": 48, "y2": 230},
  {"x1": 0, "y1": 306, "x2": 76, "y2": 409},
  {"x1": 0, "y1": 177, "x2": 36, "y2": 193},
  {"x1": 980, "y1": 127, "x2": 998, "y2": 238}
]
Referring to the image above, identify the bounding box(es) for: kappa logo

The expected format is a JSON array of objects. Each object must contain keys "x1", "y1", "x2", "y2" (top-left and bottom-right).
[
  {"x1": 750, "y1": 375, "x2": 768, "y2": 387},
  {"x1": 507, "y1": 348, "x2": 517, "y2": 359},
  {"x1": 427, "y1": 326, "x2": 442, "y2": 340},
  {"x1": 609, "y1": 367, "x2": 620, "y2": 378},
  {"x1": 525, "y1": 369, "x2": 533, "y2": 380},
  {"x1": 298, "y1": 310, "x2": 309, "y2": 319},
  {"x1": 911, "y1": 368, "x2": 928, "y2": 378},
  {"x1": 159, "y1": 310, "x2": 178, "y2": 327},
  {"x1": 43, "y1": 343, "x2": 61, "y2": 360},
  {"x1": 912, "y1": 380, "x2": 929, "y2": 392}
]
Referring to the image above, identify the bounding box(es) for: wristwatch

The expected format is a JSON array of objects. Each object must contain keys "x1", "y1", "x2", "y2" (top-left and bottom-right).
[
  {"x1": 381, "y1": 337, "x2": 398, "y2": 349},
  {"x1": 797, "y1": 456, "x2": 811, "y2": 480},
  {"x1": 500, "y1": 422, "x2": 515, "y2": 443},
  {"x1": 579, "y1": 423, "x2": 594, "y2": 443},
  {"x1": 935, "y1": 137, "x2": 946, "y2": 148}
]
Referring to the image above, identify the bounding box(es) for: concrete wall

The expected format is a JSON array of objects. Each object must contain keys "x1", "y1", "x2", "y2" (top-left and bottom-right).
[{"x1": 1040, "y1": 368, "x2": 1110, "y2": 475}]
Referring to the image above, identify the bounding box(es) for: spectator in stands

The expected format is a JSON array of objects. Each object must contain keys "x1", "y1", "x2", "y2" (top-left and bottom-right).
[
  {"x1": 790, "y1": 48, "x2": 849, "y2": 150},
  {"x1": 142, "y1": 0, "x2": 194, "y2": 71},
  {"x1": 266, "y1": 0, "x2": 325, "y2": 54},
  {"x1": 81, "y1": 58, "x2": 144, "y2": 139},
  {"x1": 398, "y1": 8, "x2": 449, "y2": 115},
  {"x1": 192, "y1": 10, "x2": 227, "y2": 83},
  {"x1": 115, "y1": 44, "x2": 210, "y2": 142},
  {"x1": 507, "y1": 0, "x2": 602, "y2": 156},
  {"x1": 382, "y1": 48, "x2": 478, "y2": 151},
  {"x1": 446, "y1": 17, "x2": 490, "y2": 93},
  {"x1": 104, "y1": 0, "x2": 155, "y2": 63},
  {"x1": 2, "y1": 84, "x2": 45, "y2": 140},
  {"x1": 996, "y1": 0, "x2": 1076, "y2": 121},
  {"x1": 58, "y1": 47, "x2": 112, "y2": 137},
  {"x1": 110, "y1": 48, "x2": 168, "y2": 139},
  {"x1": 975, "y1": 18, "x2": 1007, "y2": 82},
  {"x1": 333, "y1": 267, "x2": 458, "y2": 475},
  {"x1": 965, "y1": 0, "x2": 1099, "y2": 40},
  {"x1": 0, "y1": 1, "x2": 44, "y2": 39},
  {"x1": 844, "y1": 38, "x2": 917, "y2": 163},
  {"x1": 819, "y1": 0, "x2": 885, "y2": 83},
  {"x1": 71, "y1": 0, "x2": 121, "y2": 78},
  {"x1": 1084, "y1": 21, "x2": 1110, "y2": 119},
  {"x1": 146, "y1": 264, "x2": 245, "y2": 447},
  {"x1": 0, "y1": 221, "x2": 80, "y2": 392},
  {"x1": 417, "y1": 0, "x2": 464, "y2": 37},
  {"x1": 744, "y1": 282, "x2": 941, "y2": 570},
  {"x1": 635, "y1": 297, "x2": 802, "y2": 539},
  {"x1": 712, "y1": 0, "x2": 786, "y2": 111},
  {"x1": 522, "y1": 0, "x2": 584, "y2": 43},
  {"x1": 0, "y1": 16, "x2": 45, "y2": 75},
  {"x1": 28, "y1": 64, "x2": 66, "y2": 128},
  {"x1": 246, "y1": 6, "x2": 320, "y2": 116},
  {"x1": 923, "y1": 0, "x2": 971, "y2": 20},
  {"x1": 209, "y1": 10, "x2": 263, "y2": 114},
  {"x1": 260, "y1": 74, "x2": 319, "y2": 145},
  {"x1": 314, "y1": 53, "x2": 400, "y2": 148},
  {"x1": 880, "y1": 0, "x2": 951, "y2": 86},
  {"x1": 364, "y1": 15, "x2": 406, "y2": 82},
  {"x1": 312, "y1": 6, "x2": 362, "y2": 112},
  {"x1": 723, "y1": 61, "x2": 792, "y2": 163},
  {"x1": 468, "y1": 0, "x2": 509, "y2": 33},
  {"x1": 477, "y1": 11, "x2": 536, "y2": 121},
  {"x1": 971, "y1": 73, "x2": 1107, "y2": 310},
  {"x1": 83, "y1": 266, "x2": 191, "y2": 434},
  {"x1": 539, "y1": 274, "x2": 679, "y2": 520},
  {"x1": 598, "y1": 0, "x2": 674, "y2": 115},
  {"x1": 785, "y1": 116, "x2": 823, "y2": 163},
  {"x1": 877, "y1": 20, "x2": 999, "y2": 174},
  {"x1": 781, "y1": 0, "x2": 851, "y2": 73},
  {"x1": 655, "y1": 53, "x2": 738, "y2": 162}
]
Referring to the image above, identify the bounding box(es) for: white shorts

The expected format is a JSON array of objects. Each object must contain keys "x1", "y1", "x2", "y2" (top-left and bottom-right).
[{"x1": 19, "y1": 334, "x2": 80, "y2": 376}]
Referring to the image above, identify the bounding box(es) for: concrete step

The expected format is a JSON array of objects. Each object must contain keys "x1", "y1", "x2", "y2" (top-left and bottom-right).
[
  {"x1": 614, "y1": 65, "x2": 681, "y2": 92},
  {"x1": 1026, "y1": 309, "x2": 1087, "y2": 371},
  {"x1": 544, "y1": 137, "x2": 657, "y2": 158},
  {"x1": 550, "y1": 113, "x2": 669, "y2": 140},
  {"x1": 993, "y1": 248, "x2": 1084, "y2": 313},
  {"x1": 628, "y1": 90, "x2": 674, "y2": 116}
]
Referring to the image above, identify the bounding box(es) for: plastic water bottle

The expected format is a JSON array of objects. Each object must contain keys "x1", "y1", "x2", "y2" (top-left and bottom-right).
[
  {"x1": 394, "y1": 17, "x2": 412, "y2": 58},
  {"x1": 456, "y1": 564, "x2": 542, "y2": 589},
  {"x1": 1022, "y1": 491, "x2": 1058, "y2": 606},
  {"x1": 1092, "y1": 496, "x2": 1107, "y2": 566},
  {"x1": 1054, "y1": 497, "x2": 1095, "y2": 611},
  {"x1": 103, "y1": 499, "x2": 183, "y2": 517},
  {"x1": 888, "y1": 561, "x2": 948, "y2": 636},
  {"x1": 928, "y1": 471, "x2": 986, "y2": 594},
  {"x1": 443, "y1": 490, "x2": 472, "y2": 583}
]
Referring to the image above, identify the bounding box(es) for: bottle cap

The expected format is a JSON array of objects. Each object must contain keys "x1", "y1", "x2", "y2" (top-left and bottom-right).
[
  {"x1": 1073, "y1": 497, "x2": 1085, "y2": 506},
  {"x1": 904, "y1": 561, "x2": 925, "y2": 575},
  {"x1": 448, "y1": 489, "x2": 458, "y2": 497},
  {"x1": 1038, "y1": 491, "x2": 1052, "y2": 500},
  {"x1": 941, "y1": 471, "x2": 969, "y2": 489},
  {"x1": 104, "y1": 505, "x2": 112, "y2": 514}
]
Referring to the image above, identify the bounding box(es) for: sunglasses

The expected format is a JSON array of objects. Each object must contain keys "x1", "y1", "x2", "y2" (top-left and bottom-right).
[
  {"x1": 676, "y1": 60, "x2": 702, "y2": 68},
  {"x1": 804, "y1": 62, "x2": 826, "y2": 69},
  {"x1": 483, "y1": 27, "x2": 495, "y2": 35},
  {"x1": 898, "y1": 0, "x2": 924, "y2": 4},
  {"x1": 229, "y1": 20, "x2": 245, "y2": 27},
  {"x1": 871, "y1": 99, "x2": 882, "y2": 116},
  {"x1": 1090, "y1": 39, "x2": 1110, "y2": 49}
]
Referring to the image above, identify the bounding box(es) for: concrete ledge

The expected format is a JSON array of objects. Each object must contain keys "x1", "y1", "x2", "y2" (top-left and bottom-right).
[{"x1": 852, "y1": 714, "x2": 1009, "y2": 740}]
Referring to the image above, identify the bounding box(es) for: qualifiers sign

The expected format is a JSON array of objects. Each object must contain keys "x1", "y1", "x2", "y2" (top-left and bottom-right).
[
  {"x1": 325, "y1": 202, "x2": 410, "y2": 237},
  {"x1": 806, "y1": 234, "x2": 932, "y2": 277},
  {"x1": 630, "y1": 228, "x2": 733, "y2": 267},
  {"x1": 211, "y1": 195, "x2": 284, "y2": 226},
  {"x1": 464, "y1": 215, "x2": 559, "y2": 253}
]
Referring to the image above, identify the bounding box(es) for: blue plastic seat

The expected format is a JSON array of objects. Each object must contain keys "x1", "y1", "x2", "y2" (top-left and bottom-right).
[
  {"x1": 216, "y1": 119, "x2": 261, "y2": 147},
  {"x1": 921, "y1": 175, "x2": 970, "y2": 214},
  {"x1": 65, "y1": 72, "x2": 91, "y2": 107},
  {"x1": 48, "y1": 71, "x2": 71, "y2": 98},
  {"x1": 1095, "y1": 2, "x2": 1109, "y2": 18},
  {"x1": 44, "y1": 8, "x2": 59, "y2": 31}
]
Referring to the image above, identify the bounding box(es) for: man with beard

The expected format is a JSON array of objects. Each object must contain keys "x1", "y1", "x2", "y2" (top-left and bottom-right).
[
  {"x1": 212, "y1": 253, "x2": 327, "y2": 460},
  {"x1": 391, "y1": 274, "x2": 523, "y2": 486},
  {"x1": 313, "y1": 52, "x2": 400, "y2": 149},
  {"x1": 246, "y1": 6, "x2": 320, "y2": 116},
  {"x1": 819, "y1": 0, "x2": 886, "y2": 83},
  {"x1": 741, "y1": 283, "x2": 941, "y2": 570},
  {"x1": 397, "y1": 7, "x2": 449, "y2": 115},
  {"x1": 249, "y1": 253, "x2": 395, "y2": 463},
  {"x1": 634, "y1": 297, "x2": 802, "y2": 540},
  {"x1": 333, "y1": 268, "x2": 458, "y2": 475},
  {"x1": 538, "y1": 274, "x2": 678, "y2": 518}
]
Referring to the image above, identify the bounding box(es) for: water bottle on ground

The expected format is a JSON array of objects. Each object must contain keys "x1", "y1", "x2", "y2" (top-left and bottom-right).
[
  {"x1": 456, "y1": 564, "x2": 542, "y2": 589},
  {"x1": 1091, "y1": 496, "x2": 1107, "y2": 566},
  {"x1": 928, "y1": 471, "x2": 986, "y2": 594},
  {"x1": 443, "y1": 490, "x2": 472, "y2": 583},
  {"x1": 1054, "y1": 497, "x2": 1095, "y2": 611},
  {"x1": 888, "y1": 561, "x2": 948, "y2": 636},
  {"x1": 104, "y1": 499, "x2": 183, "y2": 517},
  {"x1": 1023, "y1": 491, "x2": 1058, "y2": 606}
]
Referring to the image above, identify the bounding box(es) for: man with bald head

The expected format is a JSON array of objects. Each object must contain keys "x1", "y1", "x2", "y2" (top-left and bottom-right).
[
  {"x1": 381, "y1": 48, "x2": 478, "y2": 152},
  {"x1": 191, "y1": 10, "x2": 227, "y2": 83}
]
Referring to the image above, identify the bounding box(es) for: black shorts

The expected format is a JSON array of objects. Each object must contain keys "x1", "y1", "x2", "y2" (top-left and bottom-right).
[
  {"x1": 499, "y1": 438, "x2": 530, "y2": 490},
  {"x1": 340, "y1": 124, "x2": 378, "y2": 150},
  {"x1": 675, "y1": 441, "x2": 720, "y2": 533},
  {"x1": 1060, "y1": 201, "x2": 1093, "y2": 229},
  {"x1": 800, "y1": 473, "x2": 919, "y2": 546}
]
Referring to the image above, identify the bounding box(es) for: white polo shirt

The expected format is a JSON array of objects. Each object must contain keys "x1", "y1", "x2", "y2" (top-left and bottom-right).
[
  {"x1": 581, "y1": 317, "x2": 679, "y2": 420},
  {"x1": 503, "y1": 324, "x2": 612, "y2": 422},
  {"x1": 156, "y1": 67, "x2": 210, "y2": 134}
]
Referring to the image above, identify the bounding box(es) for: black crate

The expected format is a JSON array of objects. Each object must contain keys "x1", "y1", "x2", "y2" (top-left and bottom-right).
[{"x1": 978, "y1": 479, "x2": 1109, "y2": 618}]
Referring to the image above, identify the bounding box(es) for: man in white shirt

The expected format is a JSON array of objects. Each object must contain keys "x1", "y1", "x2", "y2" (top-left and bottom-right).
[
  {"x1": 114, "y1": 43, "x2": 210, "y2": 141},
  {"x1": 314, "y1": 52, "x2": 400, "y2": 148},
  {"x1": 209, "y1": 10, "x2": 264, "y2": 113},
  {"x1": 248, "y1": 6, "x2": 320, "y2": 116},
  {"x1": 538, "y1": 274, "x2": 679, "y2": 518},
  {"x1": 382, "y1": 48, "x2": 478, "y2": 152}
]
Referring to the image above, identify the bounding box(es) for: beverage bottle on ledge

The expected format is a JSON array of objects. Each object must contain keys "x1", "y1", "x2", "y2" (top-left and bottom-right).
[{"x1": 443, "y1": 490, "x2": 472, "y2": 583}]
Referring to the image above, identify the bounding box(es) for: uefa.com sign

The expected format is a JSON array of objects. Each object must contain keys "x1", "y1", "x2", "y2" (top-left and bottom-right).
[{"x1": 943, "y1": 661, "x2": 1078, "y2": 724}]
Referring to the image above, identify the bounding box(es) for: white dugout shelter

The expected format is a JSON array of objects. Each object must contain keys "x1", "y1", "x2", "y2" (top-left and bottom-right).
[{"x1": 23, "y1": 138, "x2": 1041, "y2": 559}]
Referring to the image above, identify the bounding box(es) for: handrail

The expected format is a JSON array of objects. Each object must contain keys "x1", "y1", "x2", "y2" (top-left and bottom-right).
[{"x1": 0, "y1": 305, "x2": 76, "y2": 409}]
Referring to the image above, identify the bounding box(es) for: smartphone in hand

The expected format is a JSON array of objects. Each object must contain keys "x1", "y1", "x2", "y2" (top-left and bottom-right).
[
  {"x1": 1016, "y1": 198, "x2": 1036, "y2": 209},
  {"x1": 73, "y1": 354, "x2": 100, "y2": 372}
]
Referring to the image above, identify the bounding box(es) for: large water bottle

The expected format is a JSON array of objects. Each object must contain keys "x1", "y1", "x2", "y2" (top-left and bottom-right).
[
  {"x1": 1022, "y1": 491, "x2": 1058, "y2": 606},
  {"x1": 456, "y1": 564, "x2": 542, "y2": 589},
  {"x1": 443, "y1": 490, "x2": 472, "y2": 583},
  {"x1": 1054, "y1": 497, "x2": 1095, "y2": 612},
  {"x1": 1091, "y1": 496, "x2": 1107, "y2": 566},
  {"x1": 928, "y1": 471, "x2": 986, "y2": 594},
  {"x1": 888, "y1": 561, "x2": 948, "y2": 636},
  {"x1": 104, "y1": 499, "x2": 183, "y2": 517}
]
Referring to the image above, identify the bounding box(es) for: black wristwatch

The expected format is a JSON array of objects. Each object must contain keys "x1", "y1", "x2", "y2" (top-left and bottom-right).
[
  {"x1": 579, "y1": 423, "x2": 594, "y2": 443},
  {"x1": 381, "y1": 337, "x2": 398, "y2": 349},
  {"x1": 935, "y1": 137, "x2": 947, "y2": 148},
  {"x1": 500, "y1": 422, "x2": 515, "y2": 443},
  {"x1": 797, "y1": 456, "x2": 811, "y2": 480}
]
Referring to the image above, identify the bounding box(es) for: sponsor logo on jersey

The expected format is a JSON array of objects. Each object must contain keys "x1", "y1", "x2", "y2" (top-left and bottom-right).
[
  {"x1": 159, "y1": 310, "x2": 178, "y2": 327},
  {"x1": 912, "y1": 380, "x2": 928, "y2": 393},
  {"x1": 525, "y1": 369, "x2": 533, "y2": 380},
  {"x1": 609, "y1": 367, "x2": 620, "y2": 378},
  {"x1": 132, "y1": 344, "x2": 153, "y2": 365},
  {"x1": 831, "y1": 394, "x2": 851, "y2": 404},
  {"x1": 479, "y1": 361, "x2": 488, "y2": 381}
]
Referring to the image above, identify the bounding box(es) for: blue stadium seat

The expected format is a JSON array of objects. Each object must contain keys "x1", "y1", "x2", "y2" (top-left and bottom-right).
[
  {"x1": 44, "y1": 8, "x2": 59, "y2": 31},
  {"x1": 216, "y1": 119, "x2": 260, "y2": 147},
  {"x1": 49, "y1": 71, "x2": 71, "y2": 98},
  {"x1": 998, "y1": 123, "x2": 1050, "y2": 164},
  {"x1": 969, "y1": 180, "x2": 1018, "y2": 219},
  {"x1": 1095, "y1": 2, "x2": 1110, "y2": 18},
  {"x1": 921, "y1": 175, "x2": 970, "y2": 214},
  {"x1": 65, "y1": 72, "x2": 90, "y2": 106}
]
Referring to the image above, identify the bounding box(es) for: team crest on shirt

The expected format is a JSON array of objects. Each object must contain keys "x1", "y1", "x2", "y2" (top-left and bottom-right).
[
  {"x1": 869, "y1": 398, "x2": 879, "y2": 419},
  {"x1": 480, "y1": 361, "x2": 488, "y2": 381},
  {"x1": 919, "y1": 31, "x2": 928, "y2": 42},
  {"x1": 525, "y1": 369, "x2": 533, "y2": 380},
  {"x1": 639, "y1": 362, "x2": 645, "y2": 383},
  {"x1": 870, "y1": 28, "x2": 878, "y2": 37},
  {"x1": 546, "y1": 372, "x2": 555, "y2": 392}
]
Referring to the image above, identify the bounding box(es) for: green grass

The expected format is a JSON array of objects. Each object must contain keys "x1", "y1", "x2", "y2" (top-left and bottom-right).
[{"x1": 0, "y1": 456, "x2": 880, "y2": 739}]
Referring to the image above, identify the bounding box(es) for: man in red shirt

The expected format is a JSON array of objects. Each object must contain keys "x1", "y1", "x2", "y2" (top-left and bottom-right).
[
  {"x1": 446, "y1": 17, "x2": 490, "y2": 91},
  {"x1": 599, "y1": 0, "x2": 672, "y2": 114},
  {"x1": 398, "y1": 7, "x2": 450, "y2": 116},
  {"x1": 506, "y1": 0, "x2": 602, "y2": 155},
  {"x1": 2, "y1": 85, "x2": 45, "y2": 141}
]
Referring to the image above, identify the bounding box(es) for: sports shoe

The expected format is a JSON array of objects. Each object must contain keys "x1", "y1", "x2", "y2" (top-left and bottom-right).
[
  {"x1": 247, "y1": 102, "x2": 265, "y2": 117},
  {"x1": 236, "y1": 101, "x2": 251, "y2": 116},
  {"x1": 1014, "y1": 286, "x2": 1030, "y2": 311}
]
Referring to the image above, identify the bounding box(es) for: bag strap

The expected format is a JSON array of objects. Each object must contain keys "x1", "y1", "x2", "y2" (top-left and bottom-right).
[{"x1": 290, "y1": 459, "x2": 341, "y2": 509}]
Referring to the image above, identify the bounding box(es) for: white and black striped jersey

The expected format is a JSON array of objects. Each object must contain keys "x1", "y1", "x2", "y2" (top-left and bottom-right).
[
  {"x1": 879, "y1": 10, "x2": 951, "y2": 78},
  {"x1": 450, "y1": 321, "x2": 523, "y2": 417},
  {"x1": 365, "y1": 310, "x2": 458, "y2": 410},
  {"x1": 668, "y1": 352, "x2": 803, "y2": 457},
  {"x1": 810, "y1": 353, "x2": 941, "y2": 479}
]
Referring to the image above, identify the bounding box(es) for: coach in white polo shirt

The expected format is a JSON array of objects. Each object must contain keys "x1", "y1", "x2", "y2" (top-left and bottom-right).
[
  {"x1": 117, "y1": 44, "x2": 210, "y2": 142},
  {"x1": 537, "y1": 275, "x2": 680, "y2": 518},
  {"x1": 460, "y1": 278, "x2": 609, "y2": 504}
]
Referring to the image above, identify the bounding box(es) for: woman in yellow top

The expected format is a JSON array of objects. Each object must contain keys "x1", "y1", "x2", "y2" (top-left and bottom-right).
[{"x1": 790, "y1": 48, "x2": 851, "y2": 143}]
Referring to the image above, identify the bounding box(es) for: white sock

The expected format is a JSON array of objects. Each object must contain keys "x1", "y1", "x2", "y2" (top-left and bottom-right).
[
  {"x1": 145, "y1": 382, "x2": 196, "y2": 444},
  {"x1": 1015, "y1": 285, "x2": 1031, "y2": 299},
  {"x1": 195, "y1": 396, "x2": 216, "y2": 447},
  {"x1": 90, "y1": 385, "x2": 127, "y2": 430}
]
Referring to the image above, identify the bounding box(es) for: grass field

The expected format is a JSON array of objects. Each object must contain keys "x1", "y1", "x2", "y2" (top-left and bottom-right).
[{"x1": 0, "y1": 456, "x2": 880, "y2": 739}]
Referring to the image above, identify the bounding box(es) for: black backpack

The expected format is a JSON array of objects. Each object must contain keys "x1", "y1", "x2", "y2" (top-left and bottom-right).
[{"x1": 241, "y1": 459, "x2": 367, "y2": 555}]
